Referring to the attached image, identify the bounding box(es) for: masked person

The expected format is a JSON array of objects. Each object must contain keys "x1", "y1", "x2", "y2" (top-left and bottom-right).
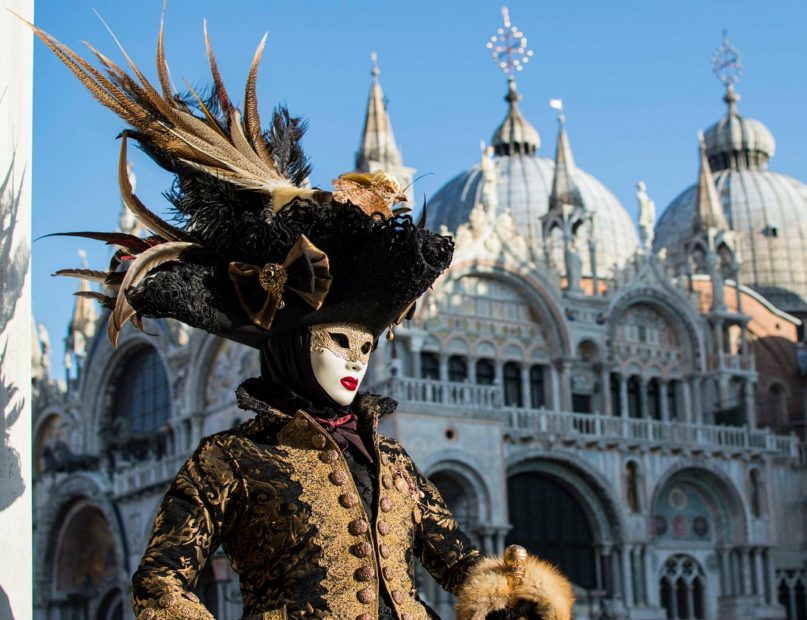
[{"x1": 28, "y1": 12, "x2": 575, "y2": 620}]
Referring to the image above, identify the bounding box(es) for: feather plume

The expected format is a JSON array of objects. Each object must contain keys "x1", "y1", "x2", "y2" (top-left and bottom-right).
[
  {"x1": 18, "y1": 13, "x2": 305, "y2": 202},
  {"x1": 118, "y1": 133, "x2": 194, "y2": 242},
  {"x1": 203, "y1": 20, "x2": 234, "y2": 117},
  {"x1": 266, "y1": 106, "x2": 311, "y2": 186},
  {"x1": 40, "y1": 231, "x2": 157, "y2": 253},
  {"x1": 74, "y1": 290, "x2": 116, "y2": 310},
  {"x1": 53, "y1": 268, "x2": 110, "y2": 283},
  {"x1": 109, "y1": 241, "x2": 198, "y2": 347}
]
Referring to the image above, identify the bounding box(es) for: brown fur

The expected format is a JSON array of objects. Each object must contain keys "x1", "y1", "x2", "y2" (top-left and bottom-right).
[{"x1": 455, "y1": 555, "x2": 575, "y2": 620}]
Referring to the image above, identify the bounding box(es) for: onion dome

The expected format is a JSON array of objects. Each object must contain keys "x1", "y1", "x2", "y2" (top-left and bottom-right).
[
  {"x1": 702, "y1": 84, "x2": 776, "y2": 171},
  {"x1": 491, "y1": 79, "x2": 540, "y2": 155}
]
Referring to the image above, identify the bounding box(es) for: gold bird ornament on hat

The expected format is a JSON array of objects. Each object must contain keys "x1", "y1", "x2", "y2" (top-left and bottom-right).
[{"x1": 332, "y1": 170, "x2": 408, "y2": 219}]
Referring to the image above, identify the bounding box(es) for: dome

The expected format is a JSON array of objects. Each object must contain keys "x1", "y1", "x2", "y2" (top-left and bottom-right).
[
  {"x1": 702, "y1": 85, "x2": 776, "y2": 171},
  {"x1": 655, "y1": 169, "x2": 807, "y2": 312},
  {"x1": 427, "y1": 154, "x2": 638, "y2": 275},
  {"x1": 655, "y1": 85, "x2": 807, "y2": 313}
]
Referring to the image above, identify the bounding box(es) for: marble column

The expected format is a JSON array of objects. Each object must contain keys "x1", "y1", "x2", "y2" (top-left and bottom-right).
[
  {"x1": 560, "y1": 359, "x2": 574, "y2": 412},
  {"x1": 681, "y1": 379, "x2": 693, "y2": 423},
  {"x1": 638, "y1": 378, "x2": 649, "y2": 419},
  {"x1": 601, "y1": 368, "x2": 613, "y2": 416},
  {"x1": 659, "y1": 380, "x2": 670, "y2": 422},
  {"x1": 438, "y1": 354, "x2": 449, "y2": 382},
  {"x1": 631, "y1": 546, "x2": 644, "y2": 604},
  {"x1": 621, "y1": 545, "x2": 634, "y2": 608},
  {"x1": 753, "y1": 547, "x2": 766, "y2": 600},
  {"x1": 744, "y1": 379, "x2": 756, "y2": 428},
  {"x1": 521, "y1": 364, "x2": 531, "y2": 409},
  {"x1": 718, "y1": 547, "x2": 732, "y2": 596},
  {"x1": 741, "y1": 547, "x2": 754, "y2": 595},
  {"x1": 691, "y1": 378, "x2": 703, "y2": 424},
  {"x1": 549, "y1": 363, "x2": 561, "y2": 411},
  {"x1": 619, "y1": 375, "x2": 629, "y2": 418}
]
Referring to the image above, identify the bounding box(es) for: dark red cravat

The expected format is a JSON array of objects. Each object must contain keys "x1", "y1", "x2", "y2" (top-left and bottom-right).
[{"x1": 312, "y1": 413, "x2": 374, "y2": 463}]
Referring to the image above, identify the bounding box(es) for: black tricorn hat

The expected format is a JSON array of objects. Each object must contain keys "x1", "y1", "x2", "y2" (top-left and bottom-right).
[{"x1": 31, "y1": 15, "x2": 453, "y2": 347}]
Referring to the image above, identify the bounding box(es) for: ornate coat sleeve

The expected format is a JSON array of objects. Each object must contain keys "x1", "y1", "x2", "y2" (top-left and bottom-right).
[
  {"x1": 410, "y1": 461, "x2": 482, "y2": 594},
  {"x1": 131, "y1": 436, "x2": 242, "y2": 619}
]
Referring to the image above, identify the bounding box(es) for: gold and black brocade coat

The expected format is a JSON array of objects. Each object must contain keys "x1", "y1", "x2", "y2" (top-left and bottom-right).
[{"x1": 132, "y1": 380, "x2": 481, "y2": 620}]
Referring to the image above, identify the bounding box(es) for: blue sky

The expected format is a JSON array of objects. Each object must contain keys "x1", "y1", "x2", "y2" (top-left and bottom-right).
[{"x1": 30, "y1": 0, "x2": 807, "y2": 379}]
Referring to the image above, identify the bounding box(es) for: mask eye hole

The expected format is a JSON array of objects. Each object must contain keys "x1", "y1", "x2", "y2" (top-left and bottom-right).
[
  {"x1": 361, "y1": 341, "x2": 372, "y2": 355},
  {"x1": 328, "y1": 332, "x2": 349, "y2": 348}
]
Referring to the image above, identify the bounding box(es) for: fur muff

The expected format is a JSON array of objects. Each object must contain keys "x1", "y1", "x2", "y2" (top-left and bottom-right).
[{"x1": 455, "y1": 554, "x2": 575, "y2": 620}]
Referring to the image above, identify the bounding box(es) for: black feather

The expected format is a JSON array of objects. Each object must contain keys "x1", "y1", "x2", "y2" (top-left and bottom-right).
[{"x1": 265, "y1": 106, "x2": 311, "y2": 186}]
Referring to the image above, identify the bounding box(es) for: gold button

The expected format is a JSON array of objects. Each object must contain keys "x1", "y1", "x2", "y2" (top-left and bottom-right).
[
  {"x1": 140, "y1": 610, "x2": 156, "y2": 620},
  {"x1": 377, "y1": 520, "x2": 390, "y2": 535},
  {"x1": 392, "y1": 590, "x2": 404, "y2": 604},
  {"x1": 349, "y1": 519, "x2": 369, "y2": 535},
  {"x1": 340, "y1": 493, "x2": 358, "y2": 508},
  {"x1": 379, "y1": 543, "x2": 390, "y2": 558},
  {"x1": 329, "y1": 470, "x2": 348, "y2": 486},
  {"x1": 382, "y1": 566, "x2": 393, "y2": 580},
  {"x1": 355, "y1": 565, "x2": 376, "y2": 582},
  {"x1": 401, "y1": 614, "x2": 413, "y2": 620},
  {"x1": 382, "y1": 474, "x2": 393, "y2": 489},
  {"x1": 352, "y1": 542, "x2": 372, "y2": 558},
  {"x1": 395, "y1": 477, "x2": 409, "y2": 493},
  {"x1": 311, "y1": 434, "x2": 327, "y2": 449},
  {"x1": 357, "y1": 588, "x2": 376, "y2": 604},
  {"x1": 357, "y1": 615, "x2": 373, "y2": 620},
  {"x1": 157, "y1": 594, "x2": 177, "y2": 609},
  {"x1": 380, "y1": 497, "x2": 393, "y2": 512},
  {"x1": 319, "y1": 449, "x2": 339, "y2": 464}
]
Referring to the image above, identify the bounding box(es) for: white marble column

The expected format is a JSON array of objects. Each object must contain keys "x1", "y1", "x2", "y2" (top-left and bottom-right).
[
  {"x1": 659, "y1": 380, "x2": 670, "y2": 422},
  {"x1": 601, "y1": 368, "x2": 612, "y2": 416},
  {"x1": 753, "y1": 547, "x2": 766, "y2": 600},
  {"x1": 741, "y1": 547, "x2": 754, "y2": 595},
  {"x1": 681, "y1": 378, "x2": 692, "y2": 423},
  {"x1": 621, "y1": 545, "x2": 634, "y2": 608},
  {"x1": 638, "y1": 378, "x2": 649, "y2": 419},
  {"x1": 0, "y1": 4, "x2": 34, "y2": 618},
  {"x1": 521, "y1": 364, "x2": 531, "y2": 409},
  {"x1": 549, "y1": 362, "x2": 561, "y2": 411},
  {"x1": 718, "y1": 547, "x2": 732, "y2": 596},
  {"x1": 691, "y1": 378, "x2": 703, "y2": 424},
  {"x1": 619, "y1": 374, "x2": 629, "y2": 418},
  {"x1": 438, "y1": 353, "x2": 449, "y2": 382}
]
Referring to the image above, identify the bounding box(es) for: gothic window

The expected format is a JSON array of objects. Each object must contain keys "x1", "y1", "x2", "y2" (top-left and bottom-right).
[
  {"x1": 420, "y1": 352, "x2": 439, "y2": 380},
  {"x1": 476, "y1": 359, "x2": 495, "y2": 385},
  {"x1": 769, "y1": 383, "x2": 788, "y2": 428},
  {"x1": 448, "y1": 355, "x2": 468, "y2": 383},
  {"x1": 625, "y1": 461, "x2": 640, "y2": 513},
  {"x1": 659, "y1": 555, "x2": 706, "y2": 620},
  {"x1": 529, "y1": 365, "x2": 546, "y2": 409},
  {"x1": 113, "y1": 346, "x2": 170, "y2": 438},
  {"x1": 778, "y1": 573, "x2": 807, "y2": 620},
  {"x1": 503, "y1": 362, "x2": 522, "y2": 407},
  {"x1": 506, "y1": 472, "x2": 596, "y2": 589}
]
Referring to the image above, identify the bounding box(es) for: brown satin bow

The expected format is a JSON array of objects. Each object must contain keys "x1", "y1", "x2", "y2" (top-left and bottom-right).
[{"x1": 228, "y1": 235, "x2": 332, "y2": 330}]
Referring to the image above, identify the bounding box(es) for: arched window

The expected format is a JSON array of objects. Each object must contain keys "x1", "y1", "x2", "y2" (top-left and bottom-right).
[
  {"x1": 749, "y1": 469, "x2": 763, "y2": 518},
  {"x1": 503, "y1": 362, "x2": 522, "y2": 407},
  {"x1": 506, "y1": 472, "x2": 596, "y2": 588},
  {"x1": 647, "y1": 379, "x2": 661, "y2": 420},
  {"x1": 659, "y1": 555, "x2": 706, "y2": 620},
  {"x1": 778, "y1": 574, "x2": 807, "y2": 620},
  {"x1": 667, "y1": 380, "x2": 679, "y2": 421},
  {"x1": 627, "y1": 376, "x2": 641, "y2": 418},
  {"x1": 113, "y1": 346, "x2": 170, "y2": 437},
  {"x1": 610, "y1": 374, "x2": 622, "y2": 416},
  {"x1": 420, "y1": 352, "x2": 439, "y2": 380},
  {"x1": 475, "y1": 359, "x2": 495, "y2": 385},
  {"x1": 529, "y1": 365, "x2": 546, "y2": 409},
  {"x1": 448, "y1": 355, "x2": 468, "y2": 383},
  {"x1": 625, "y1": 461, "x2": 640, "y2": 513}
]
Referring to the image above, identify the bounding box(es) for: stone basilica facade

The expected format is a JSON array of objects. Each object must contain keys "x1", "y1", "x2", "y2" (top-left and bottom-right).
[{"x1": 32, "y1": 45, "x2": 807, "y2": 620}]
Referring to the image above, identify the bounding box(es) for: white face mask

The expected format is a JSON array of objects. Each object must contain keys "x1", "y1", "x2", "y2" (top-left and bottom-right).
[{"x1": 309, "y1": 323, "x2": 374, "y2": 406}]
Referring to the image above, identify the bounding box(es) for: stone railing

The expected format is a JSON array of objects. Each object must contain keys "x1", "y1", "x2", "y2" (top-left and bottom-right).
[
  {"x1": 390, "y1": 376, "x2": 503, "y2": 410},
  {"x1": 708, "y1": 352, "x2": 756, "y2": 373},
  {"x1": 111, "y1": 453, "x2": 187, "y2": 498},
  {"x1": 387, "y1": 377, "x2": 798, "y2": 460},
  {"x1": 505, "y1": 408, "x2": 798, "y2": 458}
]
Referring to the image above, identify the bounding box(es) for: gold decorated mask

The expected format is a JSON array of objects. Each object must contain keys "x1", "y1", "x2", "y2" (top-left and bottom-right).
[{"x1": 309, "y1": 323, "x2": 374, "y2": 365}]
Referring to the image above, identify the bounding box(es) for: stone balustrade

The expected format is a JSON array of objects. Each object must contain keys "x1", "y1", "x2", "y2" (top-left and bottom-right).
[{"x1": 388, "y1": 376, "x2": 798, "y2": 460}]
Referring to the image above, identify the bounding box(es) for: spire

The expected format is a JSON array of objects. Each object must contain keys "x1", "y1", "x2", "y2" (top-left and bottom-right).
[
  {"x1": 65, "y1": 250, "x2": 98, "y2": 373},
  {"x1": 693, "y1": 131, "x2": 729, "y2": 233},
  {"x1": 355, "y1": 52, "x2": 402, "y2": 171},
  {"x1": 548, "y1": 100, "x2": 583, "y2": 211}
]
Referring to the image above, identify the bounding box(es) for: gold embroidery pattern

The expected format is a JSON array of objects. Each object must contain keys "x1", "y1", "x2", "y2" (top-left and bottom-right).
[
  {"x1": 375, "y1": 439, "x2": 430, "y2": 620},
  {"x1": 278, "y1": 412, "x2": 380, "y2": 619}
]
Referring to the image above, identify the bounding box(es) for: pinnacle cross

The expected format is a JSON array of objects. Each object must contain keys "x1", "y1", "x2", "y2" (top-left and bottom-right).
[
  {"x1": 712, "y1": 31, "x2": 743, "y2": 88},
  {"x1": 486, "y1": 6, "x2": 534, "y2": 80}
]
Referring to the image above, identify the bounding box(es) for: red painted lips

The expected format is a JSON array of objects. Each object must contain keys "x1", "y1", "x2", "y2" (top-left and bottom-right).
[{"x1": 340, "y1": 377, "x2": 358, "y2": 391}]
